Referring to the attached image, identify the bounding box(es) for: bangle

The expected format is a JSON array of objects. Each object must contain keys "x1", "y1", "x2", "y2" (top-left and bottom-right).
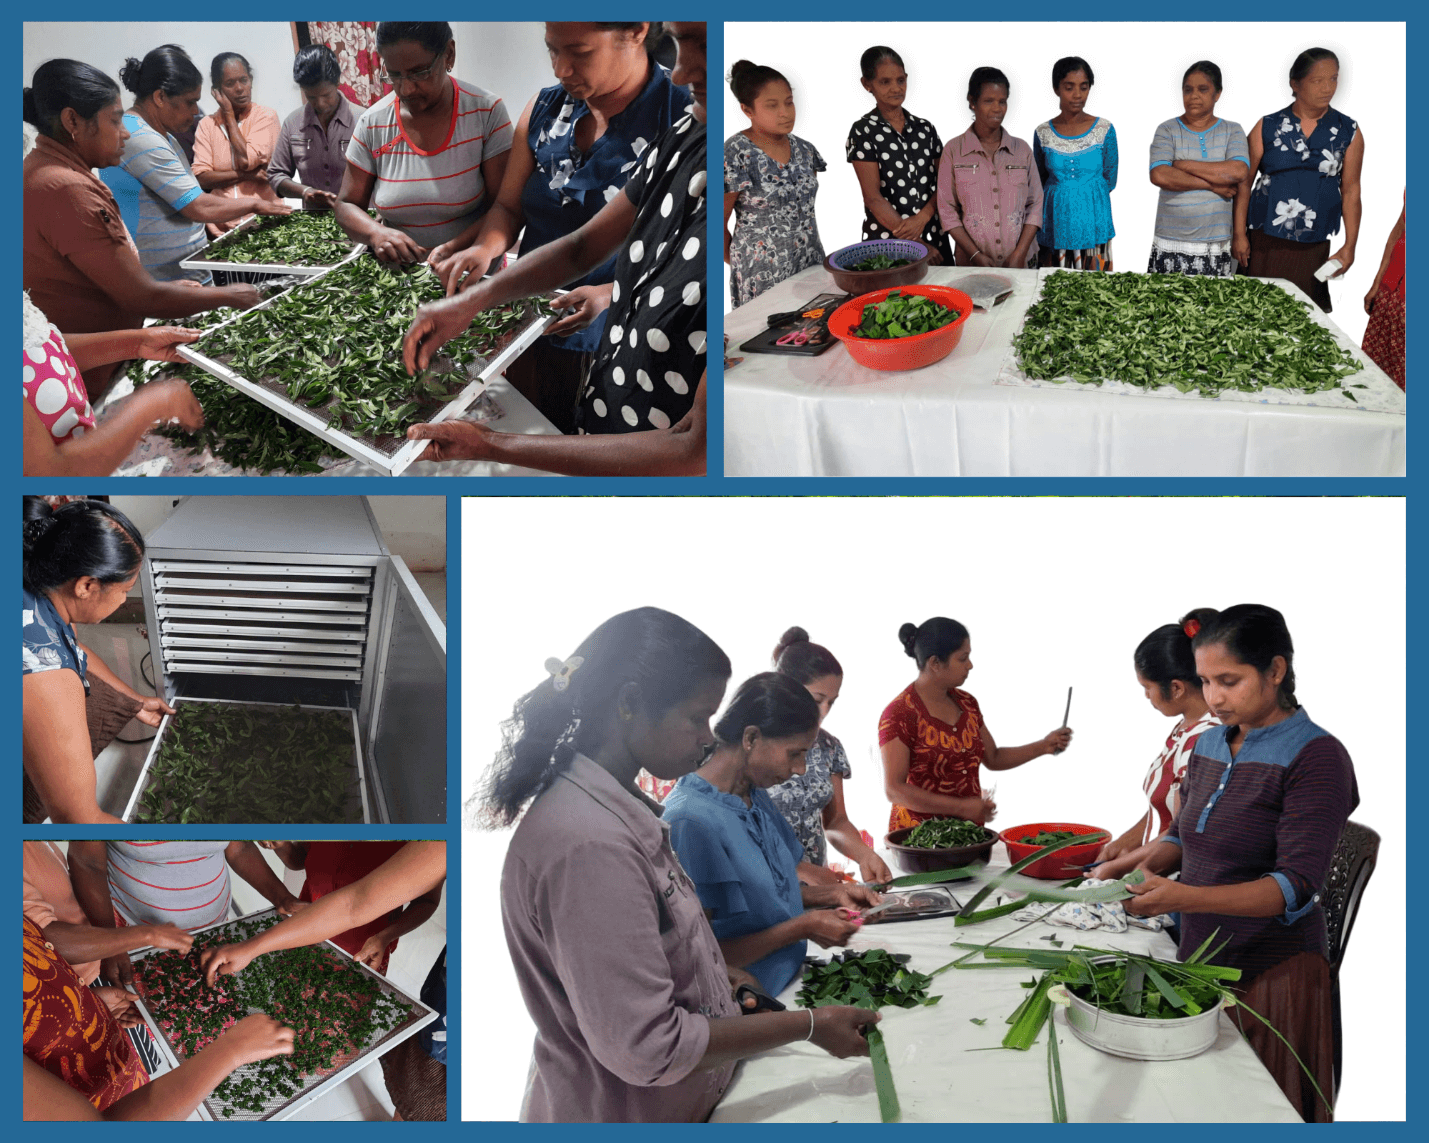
[{"x1": 804, "y1": 1009, "x2": 816, "y2": 1041}]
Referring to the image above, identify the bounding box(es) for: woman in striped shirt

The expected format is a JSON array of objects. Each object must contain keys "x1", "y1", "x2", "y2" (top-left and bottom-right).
[{"x1": 336, "y1": 22, "x2": 513, "y2": 264}]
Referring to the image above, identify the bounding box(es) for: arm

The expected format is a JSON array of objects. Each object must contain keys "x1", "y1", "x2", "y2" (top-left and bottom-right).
[
  {"x1": 1330, "y1": 129, "x2": 1364, "y2": 275},
  {"x1": 982, "y1": 721, "x2": 1070, "y2": 771},
  {"x1": 24, "y1": 381, "x2": 203, "y2": 478},
  {"x1": 716, "y1": 915, "x2": 821, "y2": 970},
  {"x1": 66, "y1": 240, "x2": 259, "y2": 318},
  {"x1": 1233, "y1": 119, "x2": 1264, "y2": 248},
  {"x1": 334, "y1": 161, "x2": 428, "y2": 262},
  {"x1": 42, "y1": 918, "x2": 192, "y2": 965},
  {"x1": 67, "y1": 840, "x2": 132, "y2": 984},
  {"x1": 405, "y1": 372, "x2": 706, "y2": 476},
  {"x1": 880, "y1": 738, "x2": 987, "y2": 822},
  {"x1": 1095, "y1": 810, "x2": 1151, "y2": 864},
  {"x1": 224, "y1": 840, "x2": 303, "y2": 914},
  {"x1": 354, "y1": 881, "x2": 444, "y2": 968},
  {"x1": 1171, "y1": 158, "x2": 1248, "y2": 184},
  {"x1": 177, "y1": 191, "x2": 285, "y2": 224},
  {"x1": 1103, "y1": 123, "x2": 1118, "y2": 193},
  {"x1": 73, "y1": 641, "x2": 173, "y2": 727},
  {"x1": 855, "y1": 159, "x2": 919, "y2": 239},
  {"x1": 21, "y1": 674, "x2": 122, "y2": 825},
  {"x1": 723, "y1": 190, "x2": 738, "y2": 264},
  {"x1": 1008, "y1": 157, "x2": 1044, "y2": 265},
  {"x1": 258, "y1": 841, "x2": 309, "y2": 871},
  {"x1": 1151, "y1": 165, "x2": 1222, "y2": 192},
  {"x1": 821, "y1": 774, "x2": 892, "y2": 884},
  {"x1": 192, "y1": 112, "x2": 246, "y2": 189},
  {"x1": 1365, "y1": 203, "x2": 1405, "y2": 310}
]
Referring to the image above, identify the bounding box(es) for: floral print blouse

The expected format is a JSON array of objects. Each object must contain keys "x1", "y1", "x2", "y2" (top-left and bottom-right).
[
  {"x1": 22, "y1": 587, "x2": 87, "y2": 692},
  {"x1": 724, "y1": 132, "x2": 826, "y2": 307},
  {"x1": 765, "y1": 728, "x2": 853, "y2": 866},
  {"x1": 1249, "y1": 105, "x2": 1358, "y2": 243}
]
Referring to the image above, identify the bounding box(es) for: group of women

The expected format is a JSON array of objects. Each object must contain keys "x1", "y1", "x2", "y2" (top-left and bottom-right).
[
  {"x1": 23, "y1": 21, "x2": 710, "y2": 478},
  {"x1": 723, "y1": 45, "x2": 1405, "y2": 388},
  {"x1": 488, "y1": 603, "x2": 1355, "y2": 1122},
  {"x1": 24, "y1": 840, "x2": 448, "y2": 1121}
]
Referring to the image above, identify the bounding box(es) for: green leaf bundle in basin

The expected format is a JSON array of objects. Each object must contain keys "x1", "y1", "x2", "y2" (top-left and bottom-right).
[
  {"x1": 853, "y1": 289, "x2": 961, "y2": 339},
  {"x1": 847, "y1": 254, "x2": 911, "y2": 272},
  {"x1": 904, "y1": 817, "x2": 990, "y2": 848}
]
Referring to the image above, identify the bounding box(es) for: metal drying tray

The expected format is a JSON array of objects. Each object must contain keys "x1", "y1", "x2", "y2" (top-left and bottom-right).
[
  {"x1": 180, "y1": 211, "x2": 362, "y2": 276},
  {"x1": 129, "y1": 907, "x2": 437, "y2": 1121},
  {"x1": 174, "y1": 252, "x2": 556, "y2": 475},
  {"x1": 122, "y1": 696, "x2": 370, "y2": 825}
]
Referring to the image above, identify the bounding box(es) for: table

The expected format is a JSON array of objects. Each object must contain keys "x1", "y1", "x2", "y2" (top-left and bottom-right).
[
  {"x1": 710, "y1": 856, "x2": 1301, "y2": 1123},
  {"x1": 723, "y1": 266, "x2": 1405, "y2": 477}
]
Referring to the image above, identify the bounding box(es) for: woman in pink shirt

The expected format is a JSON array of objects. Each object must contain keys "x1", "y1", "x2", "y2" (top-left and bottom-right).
[
  {"x1": 192, "y1": 53, "x2": 282, "y2": 237},
  {"x1": 937, "y1": 67, "x2": 1043, "y2": 269}
]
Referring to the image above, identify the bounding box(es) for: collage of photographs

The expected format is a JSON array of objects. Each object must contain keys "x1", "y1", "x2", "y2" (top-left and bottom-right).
[{"x1": 16, "y1": 5, "x2": 1407, "y2": 1133}]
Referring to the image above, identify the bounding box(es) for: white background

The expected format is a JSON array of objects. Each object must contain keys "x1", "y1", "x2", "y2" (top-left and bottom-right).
[
  {"x1": 721, "y1": 21, "x2": 1406, "y2": 345},
  {"x1": 461, "y1": 496, "x2": 1405, "y2": 1121}
]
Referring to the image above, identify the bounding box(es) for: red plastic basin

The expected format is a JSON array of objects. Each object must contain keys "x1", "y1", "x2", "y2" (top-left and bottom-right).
[
  {"x1": 829, "y1": 285, "x2": 974, "y2": 371},
  {"x1": 999, "y1": 822, "x2": 1110, "y2": 880}
]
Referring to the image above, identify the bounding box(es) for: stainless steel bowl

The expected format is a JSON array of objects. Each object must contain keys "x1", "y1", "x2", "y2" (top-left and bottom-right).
[{"x1": 1061, "y1": 958, "x2": 1227, "y2": 1061}]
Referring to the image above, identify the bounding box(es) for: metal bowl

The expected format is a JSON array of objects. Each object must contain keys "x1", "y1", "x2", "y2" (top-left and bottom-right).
[
  {"x1": 1062, "y1": 958, "x2": 1228, "y2": 1061},
  {"x1": 885, "y1": 823, "x2": 997, "y2": 875}
]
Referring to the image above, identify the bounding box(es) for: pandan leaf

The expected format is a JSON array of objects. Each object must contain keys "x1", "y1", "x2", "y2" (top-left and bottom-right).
[
  {"x1": 867, "y1": 1028, "x2": 901, "y2": 1122},
  {"x1": 1046, "y1": 1010, "x2": 1068, "y2": 1123},
  {"x1": 958, "y1": 834, "x2": 1104, "y2": 918}
]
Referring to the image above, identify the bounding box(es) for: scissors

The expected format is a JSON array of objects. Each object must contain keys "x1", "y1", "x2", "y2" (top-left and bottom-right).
[{"x1": 776, "y1": 326, "x2": 812, "y2": 347}]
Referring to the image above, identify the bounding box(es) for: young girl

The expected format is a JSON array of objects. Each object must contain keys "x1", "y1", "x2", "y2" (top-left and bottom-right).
[
  {"x1": 1033, "y1": 55, "x2": 1118, "y2": 270},
  {"x1": 879, "y1": 617, "x2": 1072, "y2": 832},
  {"x1": 764, "y1": 627, "x2": 892, "y2": 885},
  {"x1": 1093, "y1": 610, "x2": 1220, "y2": 873},
  {"x1": 723, "y1": 61, "x2": 826, "y2": 306}
]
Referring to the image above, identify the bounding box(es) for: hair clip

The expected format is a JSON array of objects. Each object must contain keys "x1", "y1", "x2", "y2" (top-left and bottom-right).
[
  {"x1": 544, "y1": 655, "x2": 584, "y2": 693},
  {"x1": 1182, "y1": 618, "x2": 1201, "y2": 638}
]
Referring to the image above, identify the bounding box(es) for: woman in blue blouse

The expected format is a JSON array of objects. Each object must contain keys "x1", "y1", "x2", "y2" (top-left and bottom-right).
[
  {"x1": 1234, "y1": 47, "x2": 1363, "y2": 312},
  {"x1": 723, "y1": 61, "x2": 826, "y2": 307},
  {"x1": 432, "y1": 22, "x2": 686, "y2": 430},
  {"x1": 1033, "y1": 56, "x2": 1117, "y2": 270},
  {"x1": 664, "y1": 674, "x2": 880, "y2": 997}
]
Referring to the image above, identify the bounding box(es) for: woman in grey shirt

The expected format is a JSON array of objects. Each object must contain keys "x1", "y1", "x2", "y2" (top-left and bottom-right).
[{"x1": 486, "y1": 607, "x2": 879, "y2": 1122}]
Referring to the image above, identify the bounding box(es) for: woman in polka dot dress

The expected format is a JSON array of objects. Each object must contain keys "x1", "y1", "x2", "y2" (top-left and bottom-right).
[
  {"x1": 845, "y1": 46, "x2": 952, "y2": 264},
  {"x1": 22, "y1": 292, "x2": 205, "y2": 476}
]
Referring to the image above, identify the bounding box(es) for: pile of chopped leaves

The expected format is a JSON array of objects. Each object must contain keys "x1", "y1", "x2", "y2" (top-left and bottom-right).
[
  {"x1": 1013, "y1": 271, "x2": 1365, "y2": 397},
  {"x1": 797, "y1": 949, "x2": 942, "y2": 1011},
  {"x1": 902, "y1": 817, "x2": 990, "y2": 849},
  {"x1": 852, "y1": 290, "x2": 960, "y2": 339},
  {"x1": 847, "y1": 254, "x2": 911, "y2": 272},
  {"x1": 1017, "y1": 830, "x2": 1081, "y2": 846},
  {"x1": 135, "y1": 913, "x2": 414, "y2": 1117},
  {"x1": 197, "y1": 212, "x2": 356, "y2": 267},
  {"x1": 137, "y1": 703, "x2": 360, "y2": 824}
]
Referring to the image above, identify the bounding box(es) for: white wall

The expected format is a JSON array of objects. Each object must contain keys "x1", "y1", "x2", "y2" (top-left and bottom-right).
[
  {"x1": 461, "y1": 496, "x2": 1404, "y2": 1121},
  {"x1": 723, "y1": 21, "x2": 1406, "y2": 344},
  {"x1": 453, "y1": 23, "x2": 561, "y2": 124}
]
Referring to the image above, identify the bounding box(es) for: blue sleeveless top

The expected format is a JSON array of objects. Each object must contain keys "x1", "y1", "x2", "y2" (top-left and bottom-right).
[
  {"x1": 520, "y1": 66, "x2": 689, "y2": 352},
  {"x1": 1248, "y1": 105, "x2": 1358, "y2": 243}
]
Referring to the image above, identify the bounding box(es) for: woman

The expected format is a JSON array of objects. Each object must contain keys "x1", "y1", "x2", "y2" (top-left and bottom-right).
[
  {"x1": 1103, "y1": 605, "x2": 1356, "y2": 1122},
  {"x1": 937, "y1": 67, "x2": 1043, "y2": 269},
  {"x1": 201, "y1": 841, "x2": 448, "y2": 1121},
  {"x1": 880, "y1": 617, "x2": 1073, "y2": 831},
  {"x1": 22, "y1": 58, "x2": 265, "y2": 399},
  {"x1": 846, "y1": 46, "x2": 950, "y2": 262},
  {"x1": 458, "y1": 609, "x2": 874, "y2": 1121},
  {"x1": 1034, "y1": 56, "x2": 1117, "y2": 270},
  {"x1": 268, "y1": 45, "x2": 359, "y2": 207},
  {"x1": 1234, "y1": 48, "x2": 1363, "y2": 311},
  {"x1": 1148, "y1": 62, "x2": 1250, "y2": 278},
  {"x1": 192, "y1": 53, "x2": 282, "y2": 236},
  {"x1": 259, "y1": 841, "x2": 442, "y2": 974},
  {"x1": 1092, "y1": 611, "x2": 1220, "y2": 874},
  {"x1": 22, "y1": 498, "x2": 170, "y2": 824},
  {"x1": 724, "y1": 60, "x2": 826, "y2": 307},
  {"x1": 765, "y1": 628, "x2": 892, "y2": 885},
  {"x1": 338, "y1": 22, "x2": 513, "y2": 264},
  {"x1": 431, "y1": 23, "x2": 687, "y2": 433},
  {"x1": 1361, "y1": 196, "x2": 1405, "y2": 389},
  {"x1": 23, "y1": 292, "x2": 204, "y2": 476}
]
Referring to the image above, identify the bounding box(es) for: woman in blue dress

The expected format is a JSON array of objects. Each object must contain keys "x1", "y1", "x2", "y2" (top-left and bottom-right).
[
  {"x1": 664, "y1": 674, "x2": 880, "y2": 997},
  {"x1": 1033, "y1": 56, "x2": 1117, "y2": 270},
  {"x1": 723, "y1": 61, "x2": 826, "y2": 307},
  {"x1": 433, "y1": 23, "x2": 686, "y2": 430},
  {"x1": 1234, "y1": 47, "x2": 1363, "y2": 312}
]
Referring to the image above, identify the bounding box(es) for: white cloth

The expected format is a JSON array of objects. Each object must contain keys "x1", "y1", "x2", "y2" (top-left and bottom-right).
[
  {"x1": 1009, "y1": 878, "x2": 1168, "y2": 932},
  {"x1": 723, "y1": 264, "x2": 1406, "y2": 476}
]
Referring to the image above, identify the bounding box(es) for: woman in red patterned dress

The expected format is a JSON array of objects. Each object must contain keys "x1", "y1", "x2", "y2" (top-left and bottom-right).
[
  {"x1": 1361, "y1": 194, "x2": 1405, "y2": 390},
  {"x1": 879, "y1": 617, "x2": 1073, "y2": 832}
]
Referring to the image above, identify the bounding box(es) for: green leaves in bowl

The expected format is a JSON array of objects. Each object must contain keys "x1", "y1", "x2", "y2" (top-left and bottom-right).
[{"x1": 852, "y1": 290, "x2": 961, "y2": 339}]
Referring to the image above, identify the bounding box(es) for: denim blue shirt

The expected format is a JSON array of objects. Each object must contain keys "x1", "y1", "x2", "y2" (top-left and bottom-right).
[
  {"x1": 664, "y1": 773, "x2": 807, "y2": 996},
  {"x1": 22, "y1": 587, "x2": 87, "y2": 693}
]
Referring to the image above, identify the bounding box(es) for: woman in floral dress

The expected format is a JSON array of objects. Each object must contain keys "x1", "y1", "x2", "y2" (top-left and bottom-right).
[
  {"x1": 1234, "y1": 47, "x2": 1363, "y2": 311},
  {"x1": 723, "y1": 60, "x2": 825, "y2": 307}
]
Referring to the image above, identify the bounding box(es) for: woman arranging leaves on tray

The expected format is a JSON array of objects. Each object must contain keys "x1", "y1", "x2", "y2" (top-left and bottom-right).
[
  {"x1": 470, "y1": 609, "x2": 875, "y2": 1121},
  {"x1": 1099, "y1": 605, "x2": 1356, "y2": 1121},
  {"x1": 1092, "y1": 611, "x2": 1220, "y2": 875},
  {"x1": 1033, "y1": 56, "x2": 1117, "y2": 271},
  {"x1": 1235, "y1": 48, "x2": 1363, "y2": 311},
  {"x1": 880, "y1": 617, "x2": 1073, "y2": 832},
  {"x1": 724, "y1": 60, "x2": 826, "y2": 307},
  {"x1": 665, "y1": 673, "x2": 882, "y2": 997},
  {"x1": 937, "y1": 67, "x2": 1043, "y2": 270},
  {"x1": 21, "y1": 498, "x2": 170, "y2": 825},
  {"x1": 1147, "y1": 61, "x2": 1250, "y2": 278},
  {"x1": 192, "y1": 52, "x2": 283, "y2": 237},
  {"x1": 268, "y1": 45, "x2": 356, "y2": 207},
  {"x1": 766, "y1": 628, "x2": 892, "y2": 886}
]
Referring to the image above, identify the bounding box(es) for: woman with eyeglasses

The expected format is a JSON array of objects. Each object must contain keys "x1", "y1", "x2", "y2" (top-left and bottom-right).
[{"x1": 336, "y1": 22, "x2": 513, "y2": 264}]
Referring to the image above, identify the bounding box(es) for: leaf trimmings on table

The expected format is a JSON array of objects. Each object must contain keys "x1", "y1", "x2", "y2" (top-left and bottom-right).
[{"x1": 1012, "y1": 271, "x2": 1364, "y2": 396}]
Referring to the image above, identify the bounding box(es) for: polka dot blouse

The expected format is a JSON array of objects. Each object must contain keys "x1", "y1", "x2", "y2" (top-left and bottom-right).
[
  {"x1": 22, "y1": 294, "x2": 95, "y2": 442},
  {"x1": 845, "y1": 108, "x2": 950, "y2": 255}
]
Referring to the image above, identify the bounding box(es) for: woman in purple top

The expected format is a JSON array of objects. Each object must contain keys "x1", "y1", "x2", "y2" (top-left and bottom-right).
[
  {"x1": 489, "y1": 607, "x2": 879, "y2": 1122},
  {"x1": 1105, "y1": 604, "x2": 1356, "y2": 1122}
]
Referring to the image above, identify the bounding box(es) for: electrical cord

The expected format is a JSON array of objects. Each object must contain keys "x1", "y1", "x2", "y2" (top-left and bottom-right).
[{"x1": 115, "y1": 650, "x2": 159, "y2": 744}]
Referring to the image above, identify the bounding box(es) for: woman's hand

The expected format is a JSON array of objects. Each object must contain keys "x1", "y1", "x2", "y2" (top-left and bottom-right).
[
  {"x1": 101, "y1": 953, "x2": 135, "y2": 989},
  {"x1": 405, "y1": 420, "x2": 496, "y2": 462},
  {"x1": 799, "y1": 863, "x2": 844, "y2": 887},
  {"x1": 200, "y1": 941, "x2": 255, "y2": 986},
  {"x1": 804, "y1": 882, "x2": 881, "y2": 910},
  {"x1": 858, "y1": 853, "x2": 893, "y2": 886},
  {"x1": 428, "y1": 244, "x2": 494, "y2": 296},
  {"x1": 135, "y1": 379, "x2": 205, "y2": 434},
  {"x1": 353, "y1": 933, "x2": 391, "y2": 969},
  {"x1": 546, "y1": 284, "x2": 613, "y2": 338},
  {"x1": 211, "y1": 87, "x2": 234, "y2": 119},
  {"x1": 1095, "y1": 834, "x2": 1139, "y2": 865},
  {"x1": 809, "y1": 1006, "x2": 881, "y2": 1057},
  {"x1": 1364, "y1": 279, "x2": 1380, "y2": 314},
  {"x1": 974, "y1": 793, "x2": 997, "y2": 824},
  {"x1": 802, "y1": 909, "x2": 863, "y2": 948},
  {"x1": 404, "y1": 296, "x2": 477, "y2": 373},
  {"x1": 890, "y1": 215, "x2": 922, "y2": 241},
  {"x1": 92, "y1": 986, "x2": 143, "y2": 1029},
  {"x1": 1328, "y1": 244, "x2": 1355, "y2": 277},
  {"x1": 134, "y1": 695, "x2": 177, "y2": 728},
  {"x1": 301, "y1": 187, "x2": 337, "y2": 211},
  {"x1": 254, "y1": 200, "x2": 294, "y2": 217},
  {"x1": 1232, "y1": 232, "x2": 1251, "y2": 267},
  {"x1": 1123, "y1": 872, "x2": 1185, "y2": 916},
  {"x1": 135, "y1": 327, "x2": 202, "y2": 363},
  {"x1": 371, "y1": 226, "x2": 429, "y2": 264},
  {"x1": 727, "y1": 966, "x2": 762, "y2": 1009},
  {"x1": 274, "y1": 896, "x2": 311, "y2": 919},
  {"x1": 140, "y1": 923, "x2": 195, "y2": 954},
  {"x1": 211, "y1": 1014, "x2": 296, "y2": 1067},
  {"x1": 1044, "y1": 727, "x2": 1073, "y2": 755}
]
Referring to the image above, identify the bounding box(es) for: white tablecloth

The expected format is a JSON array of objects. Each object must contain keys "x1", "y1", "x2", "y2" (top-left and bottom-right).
[
  {"x1": 723, "y1": 266, "x2": 1405, "y2": 477},
  {"x1": 710, "y1": 854, "x2": 1301, "y2": 1123}
]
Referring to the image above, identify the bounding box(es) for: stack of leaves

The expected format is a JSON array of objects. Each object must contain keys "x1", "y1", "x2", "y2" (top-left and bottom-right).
[
  {"x1": 902, "y1": 817, "x2": 990, "y2": 849},
  {"x1": 1013, "y1": 271, "x2": 1365, "y2": 396},
  {"x1": 847, "y1": 254, "x2": 911, "y2": 271},
  {"x1": 852, "y1": 290, "x2": 960, "y2": 339},
  {"x1": 797, "y1": 949, "x2": 942, "y2": 1011},
  {"x1": 137, "y1": 703, "x2": 360, "y2": 824},
  {"x1": 198, "y1": 212, "x2": 356, "y2": 267},
  {"x1": 1017, "y1": 829, "x2": 1080, "y2": 846},
  {"x1": 135, "y1": 913, "x2": 414, "y2": 1118}
]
